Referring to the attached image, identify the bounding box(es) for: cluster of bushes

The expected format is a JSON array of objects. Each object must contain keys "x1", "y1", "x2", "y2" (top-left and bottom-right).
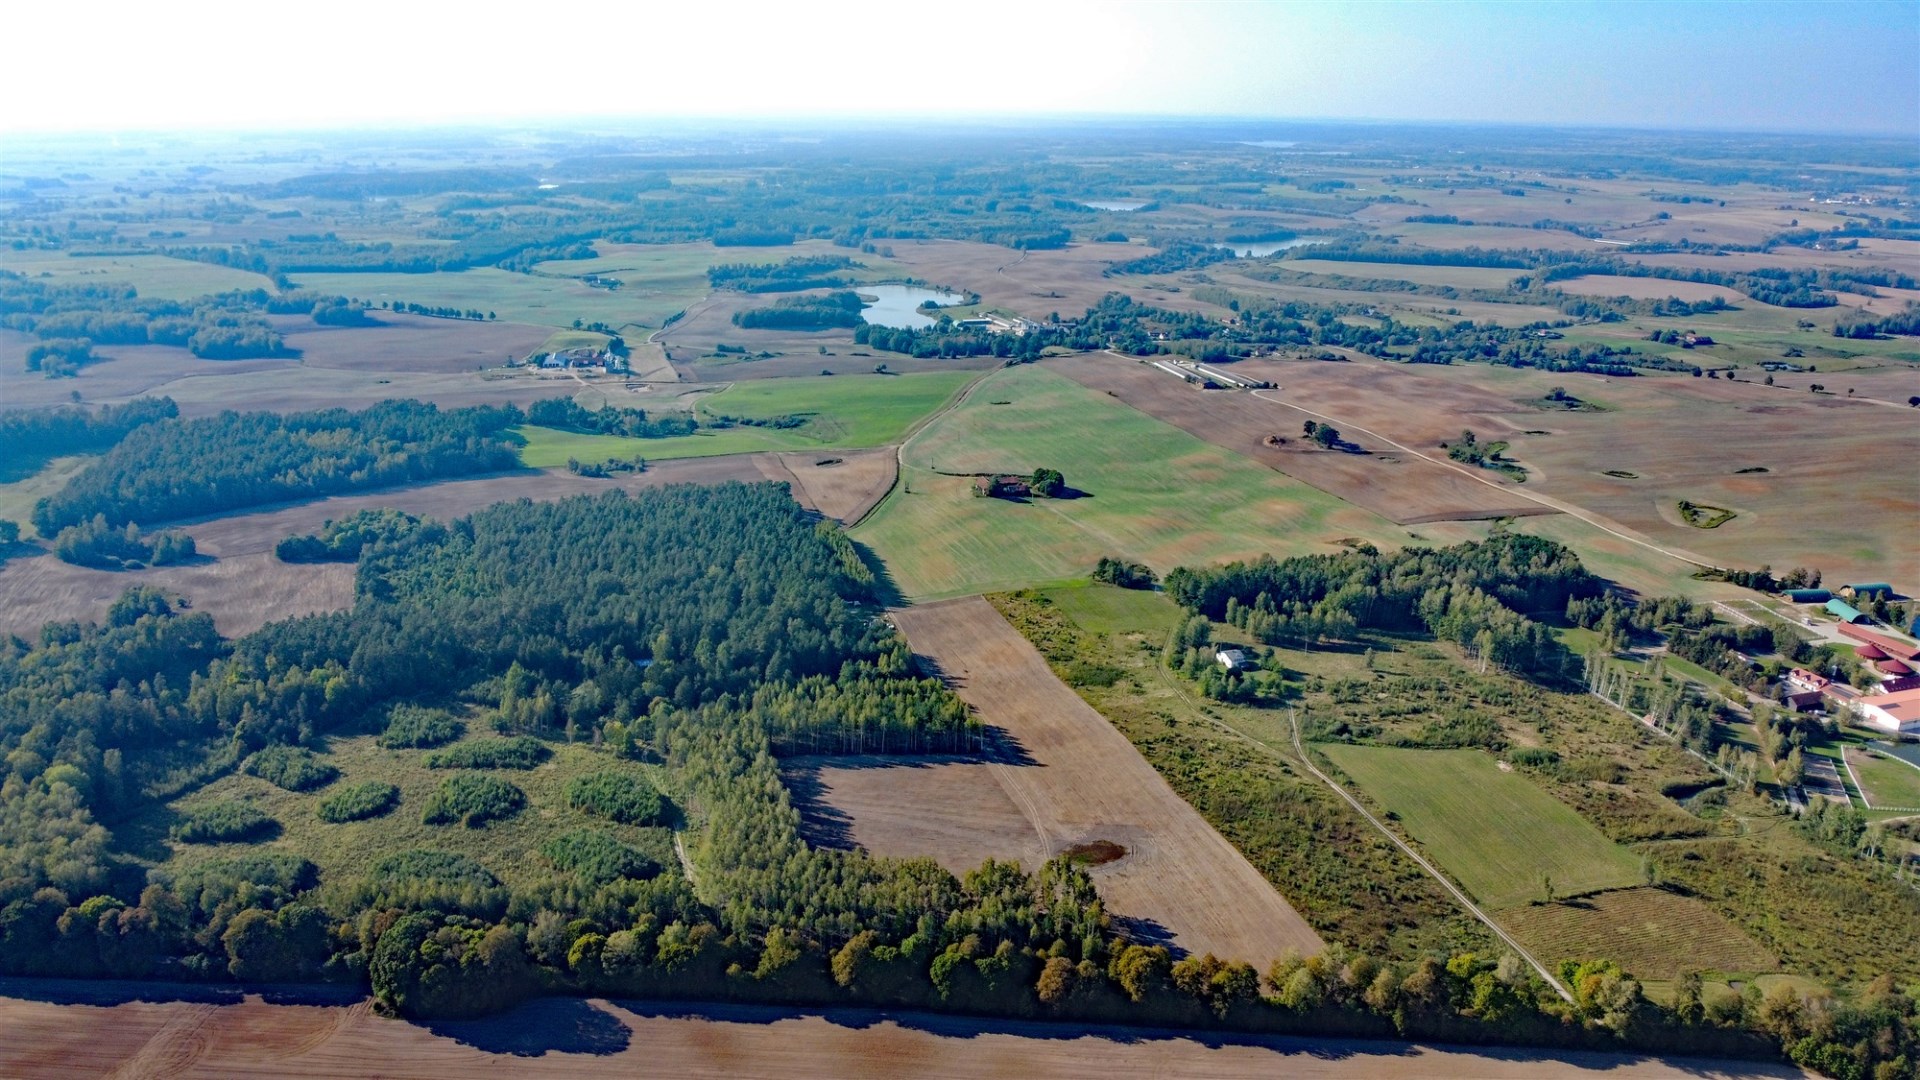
[
  {"x1": 564, "y1": 771, "x2": 669, "y2": 826},
  {"x1": 1091, "y1": 556, "x2": 1155, "y2": 590},
  {"x1": 424, "y1": 736, "x2": 549, "y2": 770},
  {"x1": 316, "y1": 781, "x2": 400, "y2": 823},
  {"x1": 378, "y1": 706, "x2": 464, "y2": 749},
  {"x1": 566, "y1": 456, "x2": 646, "y2": 477},
  {"x1": 420, "y1": 774, "x2": 527, "y2": 827},
  {"x1": 525, "y1": 397, "x2": 696, "y2": 439},
  {"x1": 539, "y1": 829, "x2": 660, "y2": 885},
  {"x1": 242, "y1": 746, "x2": 339, "y2": 792},
  {"x1": 51, "y1": 516, "x2": 196, "y2": 570},
  {"x1": 275, "y1": 509, "x2": 444, "y2": 564},
  {"x1": 171, "y1": 802, "x2": 279, "y2": 844}
]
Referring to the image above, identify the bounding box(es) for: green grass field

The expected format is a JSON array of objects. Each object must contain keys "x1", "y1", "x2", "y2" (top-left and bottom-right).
[
  {"x1": 1497, "y1": 886, "x2": 1778, "y2": 982},
  {"x1": 852, "y1": 366, "x2": 1411, "y2": 600},
  {"x1": 0, "y1": 455, "x2": 94, "y2": 538},
  {"x1": 142, "y1": 725, "x2": 677, "y2": 895},
  {"x1": 515, "y1": 371, "x2": 974, "y2": 466},
  {"x1": 289, "y1": 267, "x2": 693, "y2": 331},
  {"x1": 2, "y1": 250, "x2": 278, "y2": 301},
  {"x1": 1849, "y1": 747, "x2": 1920, "y2": 810},
  {"x1": 1041, "y1": 580, "x2": 1186, "y2": 639},
  {"x1": 1318, "y1": 744, "x2": 1645, "y2": 908}
]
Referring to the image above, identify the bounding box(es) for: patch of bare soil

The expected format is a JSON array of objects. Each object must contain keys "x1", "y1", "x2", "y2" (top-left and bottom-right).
[{"x1": 882, "y1": 597, "x2": 1325, "y2": 965}]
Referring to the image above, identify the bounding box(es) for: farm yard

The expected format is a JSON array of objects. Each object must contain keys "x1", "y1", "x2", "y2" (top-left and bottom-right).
[
  {"x1": 1314, "y1": 745, "x2": 1644, "y2": 909},
  {"x1": 883, "y1": 597, "x2": 1325, "y2": 965},
  {"x1": 853, "y1": 365, "x2": 1418, "y2": 600}
]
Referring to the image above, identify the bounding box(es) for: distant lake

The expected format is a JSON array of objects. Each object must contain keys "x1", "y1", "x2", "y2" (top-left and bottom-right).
[
  {"x1": 1215, "y1": 237, "x2": 1314, "y2": 258},
  {"x1": 1083, "y1": 200, "x2": 1147, "y2": 212},
  {"x1": 860, "y1": 285, "x2": 969, "y2": 330}
]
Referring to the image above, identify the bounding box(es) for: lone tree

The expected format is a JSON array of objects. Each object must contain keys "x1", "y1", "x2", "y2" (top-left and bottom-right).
[
  {"x1": 1311, "y1": 423, "x2": 1341, "y2": 449},
  {"x1": 1029, "y1": 468, "x2": 1065, "y2": 498}
]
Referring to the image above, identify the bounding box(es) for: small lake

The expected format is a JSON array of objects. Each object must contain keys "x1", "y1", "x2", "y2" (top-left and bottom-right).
[
  {"x1": 1214, "y1": 237, "x2": 1314, "y2": 258},
  {"x1": 860, "y1": 285, "x2": 969, "y2": 330},
  {"x1": 1083, "y1": 200, "x2": 1147, "y2": 212}
]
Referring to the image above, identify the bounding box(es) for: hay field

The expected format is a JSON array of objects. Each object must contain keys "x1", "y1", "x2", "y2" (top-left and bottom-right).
[
  {"x1": 0, "y1": 992, "x2": 1800, "y2": 1080},
  {"x1": 0, "y1": 452, "x2": 894, "y2": 636},
  {"x1": 1497, "y1": 888, "x2": 1779, "y2": 982},
  {"x1": 1554, "y1": 276, "x2": 1746, "y2": 303},
  {"x1": 1282, "y1": 259, "x2": 1527, "y2": 290},
  {"x1": 0, "y1": 249, "x2": 276, "y2": 300},
  {"x1": 275, "y1": 312, "x2": 553, "y2": 372},
  {"x1": 1317, "y1": 745, "x2": 1644, "y2": 910},
  {"x1": 289, "y1": 268, "x2": 684, "y2": 332},
  {"x1": 1048, "y1": 353, "x2": 1551, "y2": 525},
  {"x1": 889, "y1": 597, "x2": 1324, "y2": 964},
  {"x1": 515, "y1": 371, "x2": 973, "y2": 466},
  {"x1": 851, "y1": 366, "x2": 1409, "y2": 600}
]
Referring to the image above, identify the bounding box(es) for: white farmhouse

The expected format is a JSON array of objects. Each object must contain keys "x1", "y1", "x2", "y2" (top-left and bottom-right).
[{"x1": 1855, "y1": 687, "x2": 1920, "y2": 735}]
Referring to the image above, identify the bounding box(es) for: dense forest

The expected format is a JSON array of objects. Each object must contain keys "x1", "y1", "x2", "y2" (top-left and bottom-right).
[
  {"x1": 0, "y1": 396, "x2": 177, "y2": 483},
  {"x1": 732, "y1": 290, "x2": 866, "y2": 330},
  {"x1": 0, "y1": 275, "x2": 293, "y2": 360},
  {"x1": 32, "y1": 399, "x2": 523, "y2": 532},
  {"x1": 523, "y1": 397, "x2": 697, "y2": 439}
]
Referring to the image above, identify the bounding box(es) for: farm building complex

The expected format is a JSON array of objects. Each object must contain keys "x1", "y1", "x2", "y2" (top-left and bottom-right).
[{"x1": 1855, "y1": 687, "x2": 1920, "y2": 735}]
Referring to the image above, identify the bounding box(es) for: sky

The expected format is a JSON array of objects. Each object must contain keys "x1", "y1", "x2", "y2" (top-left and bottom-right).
[{"x1": 3, "y1": 0, "x2": 1915, "y2": 136}]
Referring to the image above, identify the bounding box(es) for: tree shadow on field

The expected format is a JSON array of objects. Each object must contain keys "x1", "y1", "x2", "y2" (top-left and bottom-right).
[
  {"x1": 1108, "y1": 914, "x2": 1184, "y2": 959},
  {"x1": 422, "y1": 996, "x2": 632, "y2": 1056}
]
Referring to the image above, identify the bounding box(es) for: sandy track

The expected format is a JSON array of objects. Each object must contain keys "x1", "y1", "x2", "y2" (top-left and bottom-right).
[
  {"x1": 0, "y1": 449, "x2": 896, "y2": 637},
  {"x1": 889, "y1": 597, "x2": 1323, "y2": 965},
  {"x1": 0, "y1": 990, "x2": 1801, "y2": 1079}
]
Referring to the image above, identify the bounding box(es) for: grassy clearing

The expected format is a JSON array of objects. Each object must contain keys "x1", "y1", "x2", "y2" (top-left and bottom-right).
[
  {"x1": 143, "y1": 724, "x2": 677, "y2": 894},
  {"x1": 514, "y1": 371, "x2": 973, "y2": 466},
  {"x1": 1281, "y1": 259, "x2": 1527, "y2": 290},
  {"x1": 0, "y1": 456, "x2": 93, "y2": 538},
  {"x1": 1496, "y1": 887, "x2": 1777, "y2": 982},
  {"x1": 853, "y1": 366, "x2": 1407, "y2": 600},
  {"x1": 289, "y1": 268, "x2": 688, "y2": 331},
  {"x1": 1849, "y1": 746, "x2": 1920, "y2": 810},
  {"x1": 1317, "y1": 744, "x2": 1645, "y2": 909},
  {"x1": 1, "y1": 250, "x2": 277, "y2": 301}
]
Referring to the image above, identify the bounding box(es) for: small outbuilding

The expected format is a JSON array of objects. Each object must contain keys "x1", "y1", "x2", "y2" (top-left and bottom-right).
[{"x1": 1215, "y1": 647, "x2": 1249, "y2": 670}]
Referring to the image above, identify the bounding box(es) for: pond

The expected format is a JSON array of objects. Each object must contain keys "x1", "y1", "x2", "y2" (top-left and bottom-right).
[
  {"x1": 859, "y1": 285, "x2": 970, "y2": 330},
  {"x1": 1214, "y1": 237, "x2": 1314, "y2": 258},
  {"x1": 1082, "y1": 200, "x2": 1148, "y2": 212}
]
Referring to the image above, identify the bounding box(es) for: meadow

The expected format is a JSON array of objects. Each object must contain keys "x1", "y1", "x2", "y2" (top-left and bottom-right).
[
  {"x1": 1847, "y1": 746, "x2": 1920, "y2": 810},
  {"x1": 1, "y1": 249, "x2": 277, "y2": 301},
  {"x1": 514, "y1": 370, "x2": 973, "y2": 466},
  {"x1": 852, "y1": 366, "x2": 1412, "y2": 599},
  {"x1": 289, "y1": 267, "x2": 688, "y2": 332},
  {"x1": 1315, "y1": 744, "x2": 1646, "y2": 909}
]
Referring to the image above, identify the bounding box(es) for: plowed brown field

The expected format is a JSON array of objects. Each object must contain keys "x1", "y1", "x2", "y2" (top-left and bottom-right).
[
  {"x1": 0, "y1": 989, "x2": 1802, "y2": 1079},
  {"x1": 862, "y1": 597, "x2": 1324, "y2": 965}
]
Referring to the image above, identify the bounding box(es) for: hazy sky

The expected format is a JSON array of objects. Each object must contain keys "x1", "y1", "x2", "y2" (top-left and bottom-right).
[{"x1": 5, "y1": 0, "x2": 1915, "y2": 136}]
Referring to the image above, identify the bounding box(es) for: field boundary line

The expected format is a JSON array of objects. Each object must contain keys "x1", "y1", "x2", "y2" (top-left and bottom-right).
[
  {"x1": 843, "y1": 367, "x2": 1000, "y2": 532},
  {"x1": 1286, "y1": 712, "x2": 1575, "y2": 1004}
]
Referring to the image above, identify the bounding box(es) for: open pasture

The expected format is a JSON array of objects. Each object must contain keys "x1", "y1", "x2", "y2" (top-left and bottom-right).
[
  {"x1": 1554, "y1": 276, "x2": 1747, "y2": 303},
  {"x1": 1316, "y1": 745, "x2": 1644, "y2": 910},
  {"x1": 1282, "y1": 259, "x2": 1527, "y2": 290},
  {"x1": 851, "y1": 366, "x2": 1411, "y2": 600},
  {"x1": 1496, "y1": 887, "x2": 1779, "y2": 983},
  {"x1": 1048, "y1": 352, "x2": 1552, "y2": 526},
  {"x1": 0, "y1": 991, "x2": 1802, "y2": 1080},
  {"x1": 0, "y1": 249, "x2": 277, "y2": 300},
  {"x1": 289, "y1": 267, "x2": 685, "y2": 332},
  {"x1": 887, "y1": 597, "x2": 1324, "y2": 964},
  {"x1": 1847, "y1": 747, "x2": 1920, "y2": 810},
  {"x1": 515, "y1": 371, "x2": 972, "y2": 466},
  {"x1": 274, "y1": 311, "x2": 553, "y2": 373}
]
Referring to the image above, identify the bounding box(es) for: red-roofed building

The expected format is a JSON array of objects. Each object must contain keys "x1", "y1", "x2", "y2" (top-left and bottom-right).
[
  {"x1": 1856, "y1": 686, "x2": 1920, "y2": 734},
  {"x1": 1838, "y1": 623, "x2": 1920, "y2": 662},
  {"x1": 1787, "y1": 668, "x2": 1830, "y2": 692},
  {"x1": 1881, "y1": 674, "x2": 1920, "y2": 694},
  {"x1": 1855, "y1": 643, "x2": 1890, "y2": 661}
]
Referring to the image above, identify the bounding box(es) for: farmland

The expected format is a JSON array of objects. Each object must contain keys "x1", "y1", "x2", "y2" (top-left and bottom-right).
[
  {"x1": 1848, "y1": 746, "x2": 1920, "y2": 810},
  {"x1": 852, "y1": 366, "x2": 1416, "y2": 599},
  {"x1": 0, "y1": 992, "x2": 1801, "y2": 1080},
  {"x1": 1497, "y1": 888, "x2": 1778, "y2": 983},
  {"x1": 880, "y1": 597, "x2": 1325, "y2": 965},
  {"x1": 514, "y1": 371, "x2": 974, "y2": 466},
  {"x1": 1314, "y1": 745, "x2": 1645, "y2": 909}
]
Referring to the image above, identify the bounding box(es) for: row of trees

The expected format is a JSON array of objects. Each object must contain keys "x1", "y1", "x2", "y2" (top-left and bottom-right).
[{"x1": 524, "y1": 397, "x2": 696, "y2": 439}]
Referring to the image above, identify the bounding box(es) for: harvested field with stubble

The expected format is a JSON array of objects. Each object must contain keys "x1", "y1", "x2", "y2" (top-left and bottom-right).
[
  {"x1": 0, "y1": 450, "x2": 895, "y2": 636},
  {"x1": 1497, "y1": 888, "x2": 1780, "y2": 983},
  {"x1": 1048, "y1": 352, "x2": 1552, "y2": 525},
  {"x1": 875, "y1": 597, "x2": 1325, "y2": 964},
  {"x1": 1552, "y1": 276, "x2": 1747, "y2": 303},
  {"x1": 0, "y1": 990, "x2": 1802, "y2": 1080}
]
